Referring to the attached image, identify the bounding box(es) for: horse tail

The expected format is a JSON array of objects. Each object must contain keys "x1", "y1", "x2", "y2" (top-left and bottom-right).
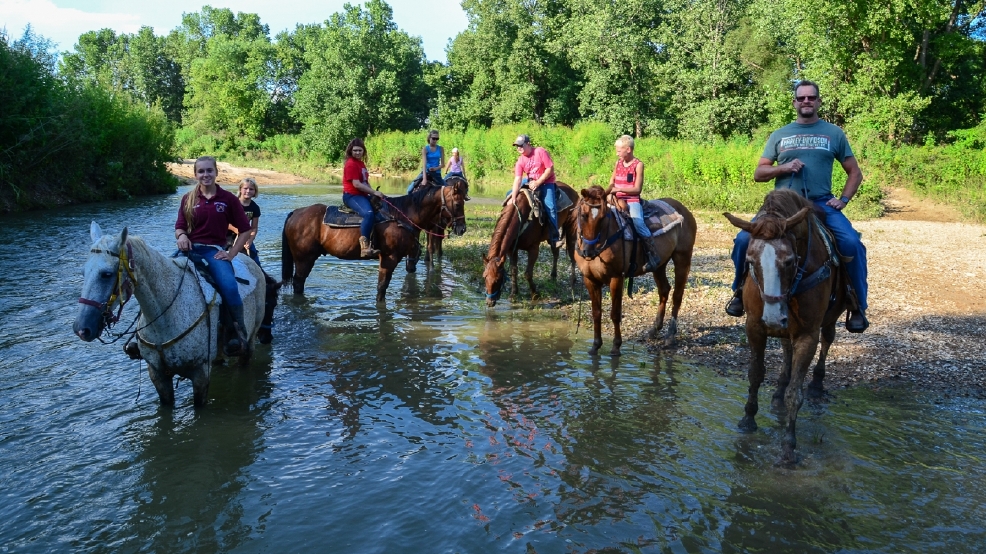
[{"x1": 282, "y1": 211, "x2": 295, "y2": 287}]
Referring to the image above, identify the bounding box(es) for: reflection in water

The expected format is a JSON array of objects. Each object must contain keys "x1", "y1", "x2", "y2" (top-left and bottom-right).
[{"x1": 2, "y1": 187, "x2": 985, "y2": 552}]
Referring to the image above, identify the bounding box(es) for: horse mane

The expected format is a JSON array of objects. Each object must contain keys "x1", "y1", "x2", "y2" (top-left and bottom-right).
[
  {"x1": 749, "y1": 189, "x2": 814, "y2": 240},
  {"x1": 387, "y1": 183, "x2": 437, "y2": 215},
  {"x1": 488, "y1": 196, "x2": 526, "y2": 259},
  {"x1": 582, "y1": 185, "x2": 606, "y2": 203}
]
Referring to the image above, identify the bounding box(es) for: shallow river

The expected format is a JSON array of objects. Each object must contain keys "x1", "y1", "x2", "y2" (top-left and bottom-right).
[{"x1": 1, "y1": 181, "x2": 984, "y2": 553}]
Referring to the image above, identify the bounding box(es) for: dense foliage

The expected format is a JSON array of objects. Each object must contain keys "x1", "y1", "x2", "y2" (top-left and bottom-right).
[
  {"x1": 4, "y1": 1, "x2": 985, "y2": 213},
  {"x1": 0, "y1": 29, "x2": 176, "y2": 212}
]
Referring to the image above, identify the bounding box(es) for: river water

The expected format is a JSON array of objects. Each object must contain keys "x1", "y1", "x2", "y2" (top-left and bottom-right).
[{"x1": 1, "y1": 181, "x2": 984, "y2": 553}]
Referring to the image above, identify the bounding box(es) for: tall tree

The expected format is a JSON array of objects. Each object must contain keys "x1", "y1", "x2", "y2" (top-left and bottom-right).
[{"x1": 292, "y1": 0, "x2": 430, "y2": 159}]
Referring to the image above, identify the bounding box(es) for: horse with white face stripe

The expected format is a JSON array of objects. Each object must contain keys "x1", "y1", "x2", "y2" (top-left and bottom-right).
[{"x1": 724, "y1": 189, "x2": 849, "y2": 466}]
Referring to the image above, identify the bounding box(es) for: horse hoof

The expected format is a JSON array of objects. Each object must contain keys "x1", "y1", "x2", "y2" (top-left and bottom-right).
[
  {"x1": 588, "y1": 347, "x2": 600, "y2": 356},
  {"x1": 806, "y1": 385, "x2": 824, "y2": 400},
  {"x1": 738, "y1": 417, "x2": 758, "y2": 433},
  {"x1": 777, "y1": 452, "x2": 800, "y2": 467},
  {"x1": 609, "y1": 348, "x2": 622, "y2": 357}
]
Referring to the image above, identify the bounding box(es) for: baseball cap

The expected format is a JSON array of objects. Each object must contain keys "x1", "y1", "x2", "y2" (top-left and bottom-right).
[
  {"x1": 512, "y1": 134, "x2": 530, "y2": 147},
  {"x1": 451, "y1": 147, "x2": 459, "y2": 153}
]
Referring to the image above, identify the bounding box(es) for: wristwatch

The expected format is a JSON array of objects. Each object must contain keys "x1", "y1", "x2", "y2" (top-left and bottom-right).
[{"x1": 839, "y1": 195, "x2": 851, "y2": 204}]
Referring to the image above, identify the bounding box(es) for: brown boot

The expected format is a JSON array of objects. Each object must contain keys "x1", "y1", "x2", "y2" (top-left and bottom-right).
[{"x1": 359, "y1": 236, "x2": 379, "y2": 258}]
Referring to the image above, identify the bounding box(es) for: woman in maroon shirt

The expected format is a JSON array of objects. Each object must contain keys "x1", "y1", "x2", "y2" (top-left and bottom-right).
[{"x1": 174, "y1": 156, "x2": 252, "y2": 355}]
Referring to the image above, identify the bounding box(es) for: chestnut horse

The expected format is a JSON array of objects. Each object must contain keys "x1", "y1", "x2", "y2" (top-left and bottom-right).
[
  {"x1": 482, "y1": 183, "x2": 578, "y2": 306},
  {"x1": 281, "y1": 181, "x2": 468, "y2": 302},
  {"x1": 724, "y1": 189, "x2": 848, "y2": 465},
  {"x1": 573, "y1": 185, "x2": 696, "y2": 355}
]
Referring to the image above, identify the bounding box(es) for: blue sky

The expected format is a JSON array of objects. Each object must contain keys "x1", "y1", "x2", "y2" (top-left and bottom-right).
[{"x1": 0, "y1": 0, "x2": 469, "y2": 61}]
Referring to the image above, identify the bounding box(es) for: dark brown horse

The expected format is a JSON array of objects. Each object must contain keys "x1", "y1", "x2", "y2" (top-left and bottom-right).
[
  {"x1": 482, "y1": 183, "x2": 578, "y2": 306},
  {"x1": 573, "y1": 185, "x2": 697, "y2": 356},
  {"x1": 724, "y1": 188, "x2": 849, "y2": 465},
  {"x1": 281, "y1": 181, "x2": 468, "y2": 302},
  {"x1": 418, "y1": 174, "x2": 470, "y2": 270}
]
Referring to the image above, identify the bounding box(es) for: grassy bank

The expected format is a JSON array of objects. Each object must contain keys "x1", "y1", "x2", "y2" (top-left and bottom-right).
[{"x1": 207, "y1": 120, "x2": 986, "y2": 221}]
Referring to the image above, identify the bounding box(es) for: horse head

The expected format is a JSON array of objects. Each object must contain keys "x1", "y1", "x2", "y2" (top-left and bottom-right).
[
  {"x1": 257, "y1": 271, "x2": 283, "y2": 344},
  {"x1": 575, "y1": 185, "x2": 612, "y2": 259},
  {"x1": 443, "y1": 178, "x2": 469, "y2": 236},
  {"x1": 724, "y1": 190, "x2": 814, "y2": 330},
  {"x1": 482, "y1": 252, "x2": 507, "y2": 307},
  {"x1": 74, "y1": 222, "x2": 133, "y2": 342}
]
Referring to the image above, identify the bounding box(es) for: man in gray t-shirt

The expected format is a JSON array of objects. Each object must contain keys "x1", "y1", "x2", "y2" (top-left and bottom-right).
[{"x1": 726, "y1": 80, "x2": 869, "y2": 333}]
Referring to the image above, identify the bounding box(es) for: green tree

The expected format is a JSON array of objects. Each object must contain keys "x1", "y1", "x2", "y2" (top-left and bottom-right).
[
  {"x1": 292, "y1": 0, "x2": 430, "y2": 159},
  {"x1": 436, "y1": 0, "x2": 580, "y2": 129}
]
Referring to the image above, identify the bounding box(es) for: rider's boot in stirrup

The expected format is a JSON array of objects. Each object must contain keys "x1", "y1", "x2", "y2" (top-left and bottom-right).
[
  {"x1": 725, "y1": 274, "x2": 746, "y2": 317},
  {"x1": 359, "y1": 236, "x2": 380, "y2": 258},
  {"x1": 225, "y1": 304, "x2": 249, "y2": 357},
  {"x1": 642, "y1": 240, "x2": 662, "y2": 273}
]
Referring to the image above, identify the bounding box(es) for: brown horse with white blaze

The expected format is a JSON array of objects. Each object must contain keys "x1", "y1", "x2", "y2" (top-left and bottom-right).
[
  {"x1": 281, "y1": 181, "x2": 468, "y2": 302},
  {"x1": 574, "y1": 185, "x2": 696, "y2": 355},
  {"x1": 724, "y1": 188, "x2": 849, "y2": 466},
  {"x1": 482, "y1": 183, "x2": 578, "y2": 306}
]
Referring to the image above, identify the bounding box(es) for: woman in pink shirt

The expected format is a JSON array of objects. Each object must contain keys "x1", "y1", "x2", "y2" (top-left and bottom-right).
[{"x1": 604, "y1": 135, "x2": 662, "y2": 272}]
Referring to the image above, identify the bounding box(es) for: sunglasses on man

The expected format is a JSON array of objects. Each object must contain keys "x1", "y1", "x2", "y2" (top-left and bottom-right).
[{"x1": 795, "y1": 95, "x2": 818, "y2": 102}]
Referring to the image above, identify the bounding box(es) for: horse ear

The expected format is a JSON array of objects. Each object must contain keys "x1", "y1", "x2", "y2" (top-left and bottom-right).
[
  {"x1": 482, "y1": 253, "x2": 488, "y2": 263},
  {"x1": 120, "y1": 226, "x2": 129, "y2": 245},
  {"x1": 90, "y1": 221, "x2": 102, "y2": 243},
  {"x1": 581, "y1": 188, "x2": 591, "y2": 199},
  {"x1": 723, "y1": 212, "x2": 753, "y2": 231},
  {"x1": 784, "y1": 207, "x2": 812, "y2": 229},
  {"x1": 495, "y1": 256, "x2": 505, "y2": 267}
]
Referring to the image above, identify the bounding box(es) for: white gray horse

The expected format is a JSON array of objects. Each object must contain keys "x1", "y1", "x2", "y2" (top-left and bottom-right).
[{"x1": 74, "y1": 222, "x2": 266, "y2": 407}]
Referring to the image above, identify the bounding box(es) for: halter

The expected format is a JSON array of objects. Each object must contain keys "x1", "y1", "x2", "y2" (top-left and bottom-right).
[
  {"x1": 484, "y1": 257, "x2": 509, "y2": 300},
  {"x1": 748, "y1": 214, "x2": 834, "y2": 305},
  {"x1": 575, "y1": 198, "x2": 625, "y2": 260},
  {"x1": 79, "y1": 242, "x2": 138, "y2": 328}
]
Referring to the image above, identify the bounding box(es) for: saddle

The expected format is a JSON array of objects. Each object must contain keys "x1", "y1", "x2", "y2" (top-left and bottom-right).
[
  {"x1": 511, "y1": 186, "x2": 574, "y2": 223},
  {"x1": 610, "y1": 198, "x2": 684, "y2": 240},
  {"x1": 322, "y1": 204, "x2": 396, "y2": 228}
]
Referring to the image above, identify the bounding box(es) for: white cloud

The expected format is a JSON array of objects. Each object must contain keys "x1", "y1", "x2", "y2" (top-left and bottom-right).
[{"x1": 0, "y1": 0, "x2": 141, "y2": 51}]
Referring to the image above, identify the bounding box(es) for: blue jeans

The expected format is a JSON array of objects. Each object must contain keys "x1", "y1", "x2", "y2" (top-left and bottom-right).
[
  {"x1": 343, "y1": 193, "x2": 375, "y2": 238},
  {"x1": 407, "y1": 170, "x2": 445, "y2": 193},
  {"x1": 190, "y1": 245, "x2": 242, "y2": 309},
  {"x1": 730, "y1": 199, "x2": 868, "y2": 310},
  {"x1": 246, "y1": 243, "x2": 261, "y2": 267},
  {"x1": 504, "y1": 181, "x2": 560, "y2": 242},
  {"x1": 627, "y1": 201, "x2": 650, "y2": 238}
]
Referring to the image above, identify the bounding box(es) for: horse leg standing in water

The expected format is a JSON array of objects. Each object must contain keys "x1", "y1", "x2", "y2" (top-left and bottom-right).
[
  {"x1": 482, "y1": 183, "x2": 578, "y2": 306},
  {"x1": 74, "y1": 223, "x2": 267, "y2": 407},
  {"x1": 725, "y1": 189, "x2": 848, "y2": 465},
  {"x1": 573, "y1": 186, "x2": 697, "y2": 356}
]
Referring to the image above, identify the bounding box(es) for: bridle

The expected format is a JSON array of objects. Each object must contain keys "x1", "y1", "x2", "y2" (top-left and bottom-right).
[
  {"x1": 748, "y1": 214, "x2": 835, "y2": 305},
  {"x1": 439, "y1": 184, "x2": 466, "y2": 231},
  {"x1": 79, "y1": 242, "x2": 137, "y2": 329},
  {"x1": 575, "y1": 197, "x2": 624, "y2": 260}
]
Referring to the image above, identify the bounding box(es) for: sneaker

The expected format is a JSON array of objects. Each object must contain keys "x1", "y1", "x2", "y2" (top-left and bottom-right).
[
  {"x1": 846, "y1": 310, "x2": 869, "y2": 333},
  {"x1": 725, "y1": 295, "x2": 744, "y2": 317}
]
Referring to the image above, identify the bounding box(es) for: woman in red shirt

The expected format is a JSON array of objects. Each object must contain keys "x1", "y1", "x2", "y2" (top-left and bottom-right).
[
  {"x1": 342, "y1": 138, "x2": 385, "y2": 258},
  {"x1": 604, "y1": 135, "x2": 662, "y2": 273}
]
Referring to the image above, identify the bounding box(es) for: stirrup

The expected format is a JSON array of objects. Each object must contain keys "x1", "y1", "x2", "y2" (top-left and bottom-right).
[{"x1": 725, "y1": 295, "x2": 744, "y2": 317}]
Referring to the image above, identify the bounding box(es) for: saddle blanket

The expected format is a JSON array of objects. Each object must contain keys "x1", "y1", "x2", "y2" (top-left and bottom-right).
[
  {"x1": 511, "y1": 186, "x2": 573, "y2": 217},
  {"x1": 643, "y1": 199, "x2": 684, "y2": 237},
  {"x1": 620, "y1": 199, "x2": 684, "y2": 240},
  {"x1": 323, "y1": 205, "x2": 391, "y2": 228}
]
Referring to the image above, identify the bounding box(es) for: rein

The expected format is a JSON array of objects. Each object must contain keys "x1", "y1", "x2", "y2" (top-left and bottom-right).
[
  {"x1": 575, "y1": 200, "x2": 625, "y2": 260},
  {"x1": 749, "y1": 214, "x2": 834, "y2": 305},
  {"x1": 381, "y1": 186, "x2": 461, "y2": 238}
]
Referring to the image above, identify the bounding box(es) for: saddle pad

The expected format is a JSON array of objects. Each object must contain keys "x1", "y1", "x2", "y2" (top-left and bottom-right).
[
  {"x1": 174, "y1": 252, "x2": 258, "y2": 307},
  {"x1": 642, "y1": 199, "x2": 684, "y2": 237},
  {"x1": 323, "y1": 206, "x2": 365, "y2": 227},
  {"x1": 555, "y1": 188, "x2": 573, "y2": 212}
]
